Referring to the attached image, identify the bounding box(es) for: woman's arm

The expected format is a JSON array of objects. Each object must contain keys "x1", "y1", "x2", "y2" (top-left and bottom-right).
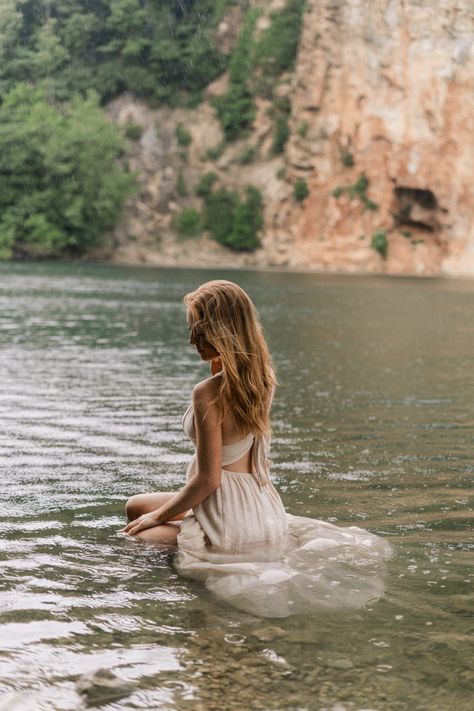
[{"x1": 123, "y1": 380, "x2": 222, "y2": 536}]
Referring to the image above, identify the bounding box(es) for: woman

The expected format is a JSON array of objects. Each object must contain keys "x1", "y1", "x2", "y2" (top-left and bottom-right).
[
  {"x1": 123, "y1": 278, "x2": 286, "y2": 549},
  {"x1": 123, "y1": 280, "x2": 391, "y2": 617}
]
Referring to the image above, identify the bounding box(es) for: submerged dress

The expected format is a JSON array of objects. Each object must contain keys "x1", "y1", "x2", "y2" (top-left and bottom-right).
[{"x1": 175, "y1": 402, "x2": 392, "y2": 618}]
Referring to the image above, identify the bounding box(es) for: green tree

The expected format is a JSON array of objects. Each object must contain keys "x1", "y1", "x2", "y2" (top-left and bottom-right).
[
  {"x1": 175, "y1": 207, "x2": 202, "y2": 237},
  {"x1": 254, "y1": 0, "x2": 306, "y2": 76},
  {"x1": 214, "y1": 84, "x2": 255, "y2": 141},
  {"x1": 0, "y1": 85, "x2": 136, "y2": 259},
  {"x1": 0, "y1": 0, "x2": 31, "y2": 94},
  {"x1": 61, "y1": 10, "x2": 98, "y2": 57},
  {"x1": 213, "y1": 8, "x2": 259, "y2": 140},
  {"x1": 226, "y1": 185, "x2": 263, "y2": 251},
  {"x1": 204, "y1": 187, "x2": 238, "y2": 247},
  {"x1": 34, "y1": 18, "x2": 70, "y2": 77},
  {"x1": 0, "y1": 0, "x2": 228, "y2": 105},
  {"x1": 0, "y1": 0, "x2": 22, "y2": 67}
]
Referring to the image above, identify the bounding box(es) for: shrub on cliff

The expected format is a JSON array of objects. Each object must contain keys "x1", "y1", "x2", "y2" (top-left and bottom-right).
[
  {"x1": 371, "y1": 230, "x2": 388, "y2": 259},
  {"x1": 176, "y1": 170, "x2": 188, "y2": 197},
  {"x1": 254, "y1": 0, "x2": 306, "y2": 77},
  {"x1": 271, "y1": 114, "x2": 290, "y2": 155},
  {"x1": 331, "y1": 173, "x2": 379, "y2": 212},
  {"x1": 176, "y1": 122, "x2": 192, "y2": 147},
  {"x1": 203, "y1": 185, "x2": 263, "y2": 251},
  {"x1": 124, "y1": 122, "x2": 143, "y2": 140},
  {"x1": 175, "y1": 208, "x2": 202, "y2": 237},
  {"x1": 293, "y1": 178, "x2": 309, "y2": 201},
  {"x1": 213, "y1": 84, "x2": 255, "y2": 141},
  {"x1": 213, "y1": 8, "x2": 259, "y2": 141},
  {"x1": 0, "y1": 85, "x2": 136, "y2": 260},
  {"x1": 203, "y1": 187, "x2": 237, "y2": 246},
  {"x1": 237, "y1": 144, "x2": 256, "y2": 165},
  {"x1": 226, "y1": 185, "x2": 263, "y2": 251},
  {"x1": 195, "y1": 172, "x2": 218, "y2": 198},
  {"x1": 218, "y1": 0, "x2": 306, "y2": 140}
]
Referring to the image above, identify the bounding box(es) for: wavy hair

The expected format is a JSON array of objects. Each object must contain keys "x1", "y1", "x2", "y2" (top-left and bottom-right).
[{"x1": 183, "y1": 280, "x2": 277, "y2": 436}]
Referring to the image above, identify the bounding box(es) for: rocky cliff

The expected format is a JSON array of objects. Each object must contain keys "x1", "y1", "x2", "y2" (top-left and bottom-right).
[{"x1": 107, "y1": 0, "x2": 474, "y2": 276}]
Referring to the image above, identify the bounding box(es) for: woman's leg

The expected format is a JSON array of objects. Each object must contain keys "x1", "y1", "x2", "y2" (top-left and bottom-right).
[
  {"x1": 134, "y1": 523, "x2": 180, "y2": 546},
  {"x1": 125, "y1": 492, "x2": 190, "y2": 522}
]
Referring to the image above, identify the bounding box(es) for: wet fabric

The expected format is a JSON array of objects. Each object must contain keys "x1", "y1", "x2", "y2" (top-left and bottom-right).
[{"x1": 175, "y1": 402, "x2": 392, "y2": 618}]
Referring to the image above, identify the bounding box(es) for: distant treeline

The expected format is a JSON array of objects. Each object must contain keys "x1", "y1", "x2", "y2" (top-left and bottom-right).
[
  {"x1": 0, "y1": 0, "x2": 228, "y2": 105},
  {"x1": 0, "y1": 0, "x2": 231, "y2": 260},
  {"x1": 0, "y1": 0, "x2": 305, "y2": 259}
]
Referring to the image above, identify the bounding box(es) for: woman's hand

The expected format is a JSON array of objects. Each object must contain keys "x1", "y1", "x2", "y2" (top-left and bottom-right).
[
  {"x1": 210, "y1": 356, "x2": 222, "y2": 375},
  {"x1": 122, "y1": 509, "x2": 163, "y2": 536}
]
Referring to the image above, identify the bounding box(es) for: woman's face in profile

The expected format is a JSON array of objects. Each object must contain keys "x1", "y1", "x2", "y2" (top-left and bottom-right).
[{"x1": 187, "y1": 311, "x2": 219, "y2": 362}]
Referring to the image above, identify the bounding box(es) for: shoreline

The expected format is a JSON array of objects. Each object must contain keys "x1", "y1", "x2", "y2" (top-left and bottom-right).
[
  {"x1": 95, "y1": 254, "x2": 474, "y2": 283},
  {"x1": 4, "y1": 254, "x2": 474, "y2": 284}
]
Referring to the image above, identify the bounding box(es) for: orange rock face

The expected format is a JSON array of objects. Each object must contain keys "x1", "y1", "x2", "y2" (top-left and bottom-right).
[{"x1": 267, "y1": 0, "x2": 474, "y2": 275}]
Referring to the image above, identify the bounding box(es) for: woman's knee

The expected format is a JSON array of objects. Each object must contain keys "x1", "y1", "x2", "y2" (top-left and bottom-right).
[
  {"x1": 125, "y1": 494, "x2": 143, "y2": 521},
  {"x1": 125, "y1": 492, "x2": 174, "y2": 521}
]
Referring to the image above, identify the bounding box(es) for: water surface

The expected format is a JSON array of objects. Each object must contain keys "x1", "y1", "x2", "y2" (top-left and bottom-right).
[{"x1": 0, "y1": 262, "x2": 472, "y2": 710}]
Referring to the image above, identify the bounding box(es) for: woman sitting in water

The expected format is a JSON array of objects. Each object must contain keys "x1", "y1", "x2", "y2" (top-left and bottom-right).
[
  {"x1": 123, "y1": 279, "x2": 286, "y2": 547},
  {"x1": 123, "y1": 280, "x2": 391, "y2": 617}
]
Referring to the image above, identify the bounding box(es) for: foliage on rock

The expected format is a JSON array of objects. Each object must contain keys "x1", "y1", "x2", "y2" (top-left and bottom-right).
[
  {"x1": 293, "y1": 178, "x2": 309, "y2": 202},
  {"x1": 332, "y1": 173, "x2": 379, "y2": 212},
  {"x1": 371, "y1": 230, "x2": 388, "y2": 259},
  {"x1": 214, "y1": 0, "x2": 306, "y2": 141},
  {"x1": 202, "y1": 184, "x2": 263, "y2": 251},
  {"x1": 175, "y1": 208, "x2": 202, "y2": 237}
]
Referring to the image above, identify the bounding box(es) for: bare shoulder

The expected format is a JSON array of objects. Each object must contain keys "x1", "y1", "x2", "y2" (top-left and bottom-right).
[
  {"x1": 192, "y1": 374, "x2": 222, "y2": 428},
  {"x1": 192, "y1": 373, "x2": 222, "y2": 406}
]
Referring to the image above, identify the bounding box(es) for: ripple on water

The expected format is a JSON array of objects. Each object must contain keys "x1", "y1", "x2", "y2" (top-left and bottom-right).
[{"x1": 0, "y1": 264, "x2": 473, "y2": 710}]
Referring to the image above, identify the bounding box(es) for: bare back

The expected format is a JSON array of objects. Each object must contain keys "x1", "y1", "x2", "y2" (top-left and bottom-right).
[{"x1": 200, "y1": 372, "x2": 259, "y2": 474}]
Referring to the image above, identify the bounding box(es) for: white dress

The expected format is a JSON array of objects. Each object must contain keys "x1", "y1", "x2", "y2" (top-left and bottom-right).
[{"x1": 175, "y1": 402, "x2": 392, "y2": 618}]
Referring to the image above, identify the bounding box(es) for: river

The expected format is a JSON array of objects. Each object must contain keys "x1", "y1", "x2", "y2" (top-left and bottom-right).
[{"x1": 0, "y1": 262, "x2": 472, "y2": 710}]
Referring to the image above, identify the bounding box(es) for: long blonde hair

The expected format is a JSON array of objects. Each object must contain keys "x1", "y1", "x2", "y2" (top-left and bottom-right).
[{"x1": 183, "y1": 280, "x2": 277, "y2": 436}]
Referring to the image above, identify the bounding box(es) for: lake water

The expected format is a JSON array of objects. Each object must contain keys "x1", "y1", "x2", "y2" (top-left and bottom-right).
[{"x1": 0, "y1": 262, "x2": 472, "y2": 711}]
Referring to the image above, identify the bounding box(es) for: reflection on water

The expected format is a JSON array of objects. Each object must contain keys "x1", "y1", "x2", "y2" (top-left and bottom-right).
[{"x1": 0, "y1": 262, "x2": 472, "y2": 710}]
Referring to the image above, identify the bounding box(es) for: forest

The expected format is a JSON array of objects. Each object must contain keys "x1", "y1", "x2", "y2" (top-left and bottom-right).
[
  {"x1": 0, "y1": 0, "x2": 229, "y2": 259},
  {"x1": 0, "y1": 0, "x2": 306, "y2": 259}
]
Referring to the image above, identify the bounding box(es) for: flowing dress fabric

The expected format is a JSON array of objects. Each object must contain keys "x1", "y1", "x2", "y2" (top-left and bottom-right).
[{"x1": 175, "y1": 403, "x2": 392, "y2": 618}]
